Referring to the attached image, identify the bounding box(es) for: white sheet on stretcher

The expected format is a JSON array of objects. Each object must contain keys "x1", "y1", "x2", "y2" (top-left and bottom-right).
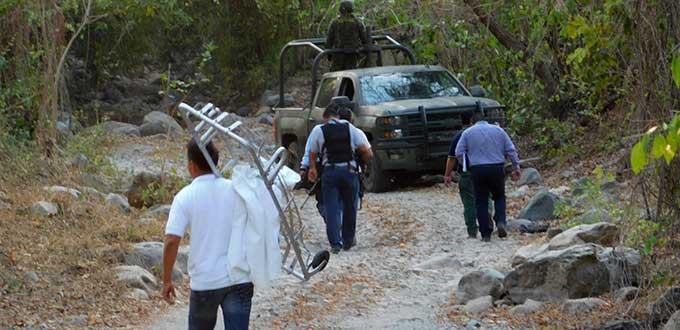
[{"x1": 227, "y1": 164, "x2": 300, "y2": 289}]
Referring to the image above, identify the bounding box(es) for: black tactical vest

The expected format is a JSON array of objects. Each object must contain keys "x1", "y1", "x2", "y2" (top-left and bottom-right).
[{"x1": 321, "y1": 122, "x2": 354, "y2": 164}]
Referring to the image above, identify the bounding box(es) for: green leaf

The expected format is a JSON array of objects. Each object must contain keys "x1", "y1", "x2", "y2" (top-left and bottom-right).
[
  {"x1": 631, "y1": 139, "x2": 649, "y2": 174},
  {"x1": 567, "y1": 47, "x2": 589, "y2": 65},
  {"x1": 663, "y1": 144, "x2": 675, "y2": 165},
  {"x1": 673, "y1": 55, "x2": 680, "y2": 89},
  {"x1": 652, "y1": 134, "x2": 667, "y2": 160}
]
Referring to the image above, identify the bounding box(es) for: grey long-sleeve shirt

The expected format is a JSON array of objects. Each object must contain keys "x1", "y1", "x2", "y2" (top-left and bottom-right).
[{"x1": 455, "y1": 121, "x2": 520, "y2": 171}]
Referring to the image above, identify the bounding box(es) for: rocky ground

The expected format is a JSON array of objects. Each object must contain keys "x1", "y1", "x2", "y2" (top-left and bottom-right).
[{"x1": 148, "y1": 184, "x2": 520, "y2": 329}]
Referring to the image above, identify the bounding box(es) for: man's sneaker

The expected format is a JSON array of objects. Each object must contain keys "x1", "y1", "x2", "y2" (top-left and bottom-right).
[
  {"x1": 497, "y1": 224, "x2": 508, "y2": 238},
  {"x1": 343, "y1": 239, "x2": 357, "y2": 251},
  {"x1": 481, "y1": 236, "x2": 491, "y2": 242},
  {"x1": 331, "y1": 247, "x2": 341, "y2": 254}
]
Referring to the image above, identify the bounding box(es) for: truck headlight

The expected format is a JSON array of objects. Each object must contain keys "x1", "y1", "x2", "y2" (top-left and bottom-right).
[
  {"x1": 383, "y1": 129, "x2": 403, "y2": 139},
  {"x1": 378, "y1": 116, "x2": 403, "y2": 126}
]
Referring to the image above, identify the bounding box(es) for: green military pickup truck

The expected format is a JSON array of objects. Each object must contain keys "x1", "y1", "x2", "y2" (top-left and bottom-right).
[{"x1": 274, "y1": 36, "x2": 505, "y2": 192}]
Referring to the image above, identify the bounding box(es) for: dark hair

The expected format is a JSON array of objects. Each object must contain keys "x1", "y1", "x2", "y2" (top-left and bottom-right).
[
  {"x1": 187, "y1": 138, "x2": 219, "y2": 172},
  {"x1": 461, "y1": 112, "x2": 472, "y2": 126},
  {"x1": 338, "y1": 108, "x2": 353, "y2": 122},
  {"x1": 323, "y1": 104, "x2": 339, "y2": 119}
]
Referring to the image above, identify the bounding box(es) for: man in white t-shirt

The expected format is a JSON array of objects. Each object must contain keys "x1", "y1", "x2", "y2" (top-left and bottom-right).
[{"x1": 162, "y1": 138, "x2": 253, "y2": 330}]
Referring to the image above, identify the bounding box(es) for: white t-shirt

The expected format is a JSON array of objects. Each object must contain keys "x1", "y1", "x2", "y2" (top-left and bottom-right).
[
  {"x1": 165, "y1": 174, "x2": 248, "y2": 291},
  {"x1": 307, "y1": 119, "x2": 371, "y2": 167}
]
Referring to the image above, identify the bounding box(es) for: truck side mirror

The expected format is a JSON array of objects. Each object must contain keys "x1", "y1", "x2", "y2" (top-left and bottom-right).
[{"x1": 470, "y1": 85, "x2": 487, "y2": 98}]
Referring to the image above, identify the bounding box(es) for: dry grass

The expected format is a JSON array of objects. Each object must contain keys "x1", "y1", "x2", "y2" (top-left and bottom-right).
[
  {"x1": 0, "y1": 132, "x2": 181, "y2": 328},
  {"x1": 271, "y1": 271, "x2": 383, "y2": 329}
]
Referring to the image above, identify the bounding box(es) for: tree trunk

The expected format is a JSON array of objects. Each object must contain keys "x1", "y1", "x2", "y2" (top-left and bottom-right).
[{"x1": 462, "y1": 0, "x2": 565, "y2": 117}]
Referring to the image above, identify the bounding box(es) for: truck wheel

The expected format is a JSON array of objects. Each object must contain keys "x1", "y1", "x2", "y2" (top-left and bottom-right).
[
  {"x1": 362, "y1": 155, "x2": 390, "y2": 193},
  {"x1": 286, "y1": 141, "x2": 301, "y2": 172}
]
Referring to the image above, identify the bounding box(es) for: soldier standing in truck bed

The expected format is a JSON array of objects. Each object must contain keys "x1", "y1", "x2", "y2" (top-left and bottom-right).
[{"x1": 327, "y1": 0, "x2": 369, "y2": 71}]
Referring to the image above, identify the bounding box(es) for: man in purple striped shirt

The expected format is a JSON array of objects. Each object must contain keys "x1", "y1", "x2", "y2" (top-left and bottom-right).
[{"x1": 455, "y1": 107, "x2": 520, "y2": 242}]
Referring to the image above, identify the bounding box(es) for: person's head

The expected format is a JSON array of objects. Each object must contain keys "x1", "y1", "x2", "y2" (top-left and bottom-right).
[
  {"x1": 461, "y1": 112, "x2": 472, "y2": 126},
  {"x1": 472, "y1": 106, "x2": 485, "y2": 123},
  {"x1": 338, "y1": 107, "x2": 353, "y2": 122},
  {"x1": 323, "y1": 104, "x2": 339, "y2": 122},
  {"x1": 186, "y1": 138, "x2": 219, "y2": 178},
  {"x1": 339, "y1": 0, "x2": 354, "y2": 15}
]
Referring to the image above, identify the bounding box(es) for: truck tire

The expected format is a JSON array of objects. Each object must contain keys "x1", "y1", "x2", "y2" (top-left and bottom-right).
[
  {"x1": 362, "y1": 155, "x2": 390, "y2": 193},
  {"x1": 286, "y1": 141, "x2": 301, "y2": 172}
]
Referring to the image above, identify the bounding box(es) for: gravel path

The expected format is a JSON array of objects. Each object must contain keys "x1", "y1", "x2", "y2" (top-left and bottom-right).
[{"x1": 147, "y1": 184, "x2": 520, "y2": 329}]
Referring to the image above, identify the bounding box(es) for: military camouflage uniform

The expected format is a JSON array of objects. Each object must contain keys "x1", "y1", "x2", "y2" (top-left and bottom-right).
[{"x1": 326, "y1": 2, "x2": 368, "y2": 71}]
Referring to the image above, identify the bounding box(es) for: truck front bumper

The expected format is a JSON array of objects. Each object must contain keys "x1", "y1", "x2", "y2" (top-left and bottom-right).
[{"x1": 374, "y1": 142, "x2": 449, "y2": 172}]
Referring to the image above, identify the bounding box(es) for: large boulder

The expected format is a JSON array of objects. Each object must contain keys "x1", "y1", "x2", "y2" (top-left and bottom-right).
[
  {"x1": 511, "y1": 243, "x2": 549, "y2": 267},
  {"x1": 504, "y1": 244, "x2": 610, "y2": 303},
  {"x1": 517, "y1": 168, "x2": 541, "y2": 186},
  {"x1": 664, "y1": 311, "x2": 680, "y2": 330},
  {"x1": 141, "y1": 111, "x2": 182, "y2": 136},
  {"x1": 648, "y1": 287, "x2": 680, "y2": 325},
  {"x1": 95, "y1": 121, "x2": 141, "y2": 137},
  {"x1": 124, "y1": 242, "x2": 185, "y2": 281},
  {"x1": 598, "y1": 247, "x2": 642, "y2": 289},
  {"x1": 548, "y1": 223, "x2": 620, "y2": 250},
  {"x1": 456, "y1": 267, "x2": 506, "y2": 304},
  {"x1": 114, "y1": 265, "x2": 157, "y2": 294},
  {"x1": 518, "y1": 191, "x2": 559, "y2": 221},
  {"x1": 126, "y1": 172, "x2": 163, "y2": 208}
]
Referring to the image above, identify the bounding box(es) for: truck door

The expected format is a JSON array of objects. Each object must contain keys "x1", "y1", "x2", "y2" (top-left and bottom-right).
[{"x1": 309, "y1": 77, "x2": 340, "y2": 131}]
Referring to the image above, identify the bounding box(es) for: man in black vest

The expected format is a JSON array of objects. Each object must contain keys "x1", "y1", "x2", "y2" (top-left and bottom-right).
[{"x1": 308, "y1": 102, "x2": 372, "y2": 253}]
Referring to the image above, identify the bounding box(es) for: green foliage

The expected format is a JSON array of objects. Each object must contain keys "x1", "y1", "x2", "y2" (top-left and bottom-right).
[
  {"x1": 673, "y1": 55, "x2": 680, "y2": 89},
  {"x1": 140, "y1": 174, "x2": 189, "y2": 206},
  {"x1": 65, "y1": 128, "x2": 118, "y2": 176},
  {"x1": 631, "y1": 116, "x2": 680, "y2": 174}
]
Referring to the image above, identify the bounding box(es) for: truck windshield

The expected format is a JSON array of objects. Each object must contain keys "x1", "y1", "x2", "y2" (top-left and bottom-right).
[{"x1": 360, "y1": 71, "x2": 465, "y2": 105}]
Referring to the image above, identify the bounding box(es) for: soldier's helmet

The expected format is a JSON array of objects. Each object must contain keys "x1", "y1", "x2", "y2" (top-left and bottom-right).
[{"x1": 339, "y1": 0, "x2": 354, "y2": 14}]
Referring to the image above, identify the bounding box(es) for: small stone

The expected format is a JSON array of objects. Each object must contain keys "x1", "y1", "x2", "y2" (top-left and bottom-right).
[
  {"x1": 517, "y1": 168, "x2": 541, "y2": 186},
  {"x1": 509, "y1": 299, "x2": 544, "y2": 315},
  {"x1": 114, "y1": 265, "x2": 158, "y2": 294},
  {"x1": 106, "y1": 193, "x2": 131, "y2": 213},
  {"x1": 24, "y1": 271, "x2": 39, "y2": 285},
  {"x1": 518, "y1": 190, "x2": 559, "y2": 221},
  {"x1": 71, "y1": 154, "x2": 89, "y2": 169},
  {"x1": 81, "y1": 187, "x2": 106, "y2": 200},
  {"x1": 145, "y1": 204, "x2": 171, "y2": 220},
  {"x1": 32, "y1": 201, "x2": 58, "y2": 217},
  {"x1": 509, "y1": 185, "x2": 530, "y2": 198},
  {"x1": 507, "y1": 219, "x2": 534, "y2": 232},
  {"x1": 550, "y1": 186, "x2": 570, "y2": 196},
  {"x1": 560, "y1": 170, "x2": 576, "y2": 179},
  {"x1": 257, "y1": 113, "x2": 274, "y2": 126},
  {"x1": 124, "y1": 288, "x2": 150, "y2": 300},
  {"x1": 62, "y1": 315, "x2": 88, "y2": 327},
  {"x1": 457, "y1": 267, "x2": 505, "y2": 304},
  {"x1": 235, "y1": 106, "x2": 254, "y2": 117},
  {"x1": 562, "y1": 298, "x2": 607, "y2": 314},
  {"x1": 412, "y1": 255, "x2": 462, "y2": 271},
  {"x1": 44, "y1": 186, "x2": 81, "y2": 200},
  {"x1": 615, "y1": 287, "x2": 640, "y2": 303},
  {"x1": 465, "y1": 319, "x2": 481, "y2": 329},
  {"x1": 464, "y1": 295, "x2": 494, "y2": 314}
]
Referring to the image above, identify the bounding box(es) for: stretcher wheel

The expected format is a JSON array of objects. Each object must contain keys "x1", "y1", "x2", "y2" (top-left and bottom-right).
[{"x1": 308, "y1": 250, "x2": 330, "y2": 273}]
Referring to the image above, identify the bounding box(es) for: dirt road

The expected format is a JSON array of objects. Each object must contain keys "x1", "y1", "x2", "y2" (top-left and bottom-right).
[{"x1": 148, "y1": 184, "x2": 519, "y2": 329}]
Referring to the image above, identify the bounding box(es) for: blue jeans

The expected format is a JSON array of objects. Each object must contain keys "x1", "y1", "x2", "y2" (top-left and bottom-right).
[
  {"x1": 470, "y1": 165, "x2": 506, "y2": 238},
  {"x1": 321, "y1": 166, "x2": 359, "y2": 249},
  {"x1": 189, "y1": 282, "x2": 254, "y2": 330}
]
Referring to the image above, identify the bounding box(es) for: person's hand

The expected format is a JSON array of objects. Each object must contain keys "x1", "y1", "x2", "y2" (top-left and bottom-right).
[
  {"x1": 308, "y1": 168, "x2": 318, "y2": 183},
  {"x1": 162, "y1": 282, "x2": 176, "y2": 304},
  {"x1": 444, "y1": 175, "x2": 453, "y2": 187},
  {"x1": 511, "y1": 169, "x2": 521, "y2": 182}
]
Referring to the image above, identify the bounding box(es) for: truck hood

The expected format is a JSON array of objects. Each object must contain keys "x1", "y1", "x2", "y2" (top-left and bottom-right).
[{"x1": 364, "y1": 96, "x2": 501, "y2": 116}]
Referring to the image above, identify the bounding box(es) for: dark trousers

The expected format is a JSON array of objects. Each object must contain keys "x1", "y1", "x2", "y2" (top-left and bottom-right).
[
  {"x1": 458, "y1": 172, "x2": 479, "y2": 237},
  {"x1": 189, "y1": 283, "x2": 254, "y2": 330},
  {"x1": 470, "y1": 164, "x2": 506, "y2": 238},
  {"x1": 322, "y1": 166, "x2": 359, "y2": 249},
  {"x1": 330, "y1": 53, "x2": 359, "y2": 71}
]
